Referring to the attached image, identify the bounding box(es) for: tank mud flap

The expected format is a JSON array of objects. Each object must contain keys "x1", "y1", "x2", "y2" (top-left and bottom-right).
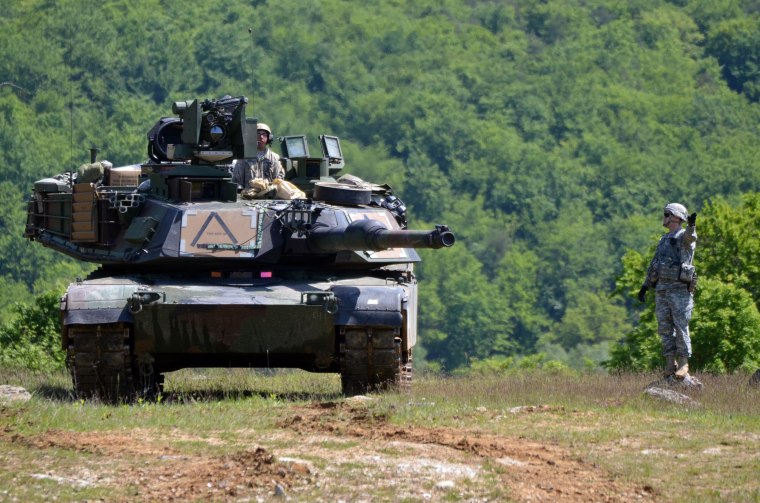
[
  {"x1": 64, "y1": 308, "x2": 133, "y2": 327},
  {"x1": 332, "y1": 285, "x2": 404, "y2": 327},
  {"x1": 339, "y1": 326, "x2": 411, "y2": 395}
]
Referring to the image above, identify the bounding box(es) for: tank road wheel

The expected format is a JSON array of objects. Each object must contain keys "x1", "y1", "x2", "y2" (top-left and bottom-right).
[
  {"x1": 67, "y1": 323, "x2": 135, "y2": 403},
  {"x1": 339, "y1": 326, "x2": 405, "y2": 396}
]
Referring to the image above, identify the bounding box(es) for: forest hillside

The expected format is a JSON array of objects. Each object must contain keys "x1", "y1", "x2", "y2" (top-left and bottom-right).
[{"x1": 1, "y1": 0, "x2": 759, "y2": 372}]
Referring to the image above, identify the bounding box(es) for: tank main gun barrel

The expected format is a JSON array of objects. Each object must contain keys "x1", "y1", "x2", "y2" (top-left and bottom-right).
[{"x1": 307, "y1": 219, "x2": 455, "y2": 252}]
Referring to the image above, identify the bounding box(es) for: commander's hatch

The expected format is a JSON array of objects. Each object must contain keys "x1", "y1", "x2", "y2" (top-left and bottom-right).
[{"x1": 282, "y1": 134, "x2": 345, "y2": 191}]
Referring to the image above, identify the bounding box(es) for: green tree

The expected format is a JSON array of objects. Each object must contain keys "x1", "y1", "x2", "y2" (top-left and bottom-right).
[
  {"x1": 418, "y1": 244, "x2": 514, "y2": 370},
  {"x1": 705, "y1": 16, "x2": 760, "y2": 102},
  {"x1": 544, "y1": 291, "x2": 631, "y2": 354},
  {"x1": 0, "y1": 291, "x2": 64, "y2": 371},
  {"x1": 3, "y1": 0, "x2": 760, "y2": 372},
  {"x1": 697, "y1": 194, "x2": 760, "y2": 307},
  {"x1": 691, "y1": 278, "x2": 760, "y2": 373}
]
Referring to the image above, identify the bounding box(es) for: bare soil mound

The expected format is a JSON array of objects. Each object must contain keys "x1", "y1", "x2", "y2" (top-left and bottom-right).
[
  {"x1": 279, "y1": 400, "x2": 656, "y2": 501},
  {"x1": 1, "y1": 397, "x2": 656, "y2": 501}
]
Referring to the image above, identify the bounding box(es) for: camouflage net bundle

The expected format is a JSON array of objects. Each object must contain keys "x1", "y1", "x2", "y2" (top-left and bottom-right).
[
  {"x1": 241, "y1": 178, "x2": 305, "y2": 200},
  {"x1": 76, "y1": 161, "x2": 113, "y2": 184}
]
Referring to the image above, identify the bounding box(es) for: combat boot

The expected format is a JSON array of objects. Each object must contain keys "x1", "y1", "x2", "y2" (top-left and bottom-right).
[
  {"x1": 675, "y1": 356, "x2": 689, "y2": 379},
  {"x1": 664, "y1": 355, "x2": 677, "y2": 378}
]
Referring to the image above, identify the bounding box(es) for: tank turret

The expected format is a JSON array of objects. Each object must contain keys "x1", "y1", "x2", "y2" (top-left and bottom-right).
[{"x1": 24, "y1": 96, "x2": 456, "y2": 401}]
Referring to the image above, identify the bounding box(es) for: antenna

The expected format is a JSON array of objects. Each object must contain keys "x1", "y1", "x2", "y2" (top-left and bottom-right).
[
  {"x1": 248, "y1": 27, "x2": 255, "y2": 103},
  {"x1": 68, "y1": 29, "x2": 74, "y2": 188}
]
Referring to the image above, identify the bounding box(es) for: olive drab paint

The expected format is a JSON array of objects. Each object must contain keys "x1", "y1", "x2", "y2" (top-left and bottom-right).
[{"x1": 24, "y1": 95, "x2": 455, "y2": 401}]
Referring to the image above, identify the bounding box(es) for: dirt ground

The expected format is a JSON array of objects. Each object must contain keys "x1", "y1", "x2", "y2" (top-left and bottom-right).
[{"x1": 0, "y1": 388, "x2": 657, "y2": 502}]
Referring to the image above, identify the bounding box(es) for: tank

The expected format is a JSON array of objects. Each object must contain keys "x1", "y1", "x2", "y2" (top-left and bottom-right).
[{"x1": 24, "y1": 95, "x2": 455, "y2": 400}]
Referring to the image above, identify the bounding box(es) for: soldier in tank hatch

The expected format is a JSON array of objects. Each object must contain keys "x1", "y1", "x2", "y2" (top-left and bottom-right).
[
  {"x1": 231, "y1": 122, "x2": 284, "y2": 188},
  {"x1": 638, "y1": 203, "x2": 697, "y2": 381}
]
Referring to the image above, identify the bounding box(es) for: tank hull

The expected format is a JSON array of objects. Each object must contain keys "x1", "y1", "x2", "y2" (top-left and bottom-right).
[{"x1": 62, "y1": 272, "x2": 417, "y2": 398}]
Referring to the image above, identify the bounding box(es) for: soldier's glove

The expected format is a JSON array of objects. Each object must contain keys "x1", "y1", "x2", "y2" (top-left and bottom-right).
[
  {"x1": 688, "y1": 212, "x2": 697, "y2": 226},
  {"x1": 637, "y1": 285, "x2": 648, "y2": 303}
]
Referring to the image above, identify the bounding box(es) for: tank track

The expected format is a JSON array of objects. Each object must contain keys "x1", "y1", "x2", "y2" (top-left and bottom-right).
[
  {"x1": 67, "y1": 323, "x2": 137, "y2": 403},
  {"x1": 339, "y1": 326, "x2": 411, "y2": 395}
]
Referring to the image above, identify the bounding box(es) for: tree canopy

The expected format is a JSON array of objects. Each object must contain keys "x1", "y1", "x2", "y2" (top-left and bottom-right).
[{"x1": 1, "y1": 0, "x2": 759, "y2": 371}]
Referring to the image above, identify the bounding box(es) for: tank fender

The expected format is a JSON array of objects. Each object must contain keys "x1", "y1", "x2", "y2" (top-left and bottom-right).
[
  {"x1": 331, "y1": 285, "x2": 404, "y2": 327},
  {"x1": 64, "y1": 308, "x2": 133, "y2": 326},
  {"x1": 62, "y1": 284, "x2": 136, "y2": 326}
]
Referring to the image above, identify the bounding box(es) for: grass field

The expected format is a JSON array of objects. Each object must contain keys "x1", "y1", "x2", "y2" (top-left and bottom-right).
[{"x1": 1, "y1": 368, "x2": 758, "y2": 502}]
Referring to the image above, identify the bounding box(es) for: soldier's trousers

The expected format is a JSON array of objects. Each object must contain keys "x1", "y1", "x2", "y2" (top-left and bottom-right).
[{"x1": 655, "y1": 287, "x2": 693, "y2": 357}]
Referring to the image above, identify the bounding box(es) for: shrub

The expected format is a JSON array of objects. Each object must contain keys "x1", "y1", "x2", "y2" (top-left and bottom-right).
[
  {"x1": 691, "y1": 278, "x2": 760, "y2": 372},
  {"x1": 0, "y1": 291, "x2": 64, "y2": 371},
  {"x1": 461, "y1": 353, "x2": 576, "y2": 376}
]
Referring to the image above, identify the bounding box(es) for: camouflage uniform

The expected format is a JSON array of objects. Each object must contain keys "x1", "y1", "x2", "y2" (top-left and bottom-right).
[
  {"x1": 643, "y1": 224, "x2": 697, "y2": 358},
  {"x1": 231, "y1": 149, "x2": 284, "y2": 188}
]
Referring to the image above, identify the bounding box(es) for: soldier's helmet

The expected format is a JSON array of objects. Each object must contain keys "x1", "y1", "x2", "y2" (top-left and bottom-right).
[
  {"x1": 664, "y1": 203, "x2": 688, "y2": 221},
  {"x1": 257, "y1": 123, "x2": 273, "y2": 144},
  {"x1": 257, "y1": 123, "x2": 272, "y2": 135}
]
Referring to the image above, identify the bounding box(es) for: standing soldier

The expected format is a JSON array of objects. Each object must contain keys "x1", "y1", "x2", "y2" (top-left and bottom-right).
[
  {"x1": 231, "y1": 123, "x2": 284, "y2": 188},
  {"x1": 638, "y1": 203, "x2": 698, "y2": 380}
]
